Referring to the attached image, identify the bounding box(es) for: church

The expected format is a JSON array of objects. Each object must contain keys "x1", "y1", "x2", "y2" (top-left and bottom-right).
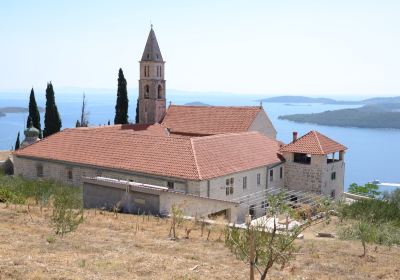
[{"x1": 13, "y1": 27, "x2": 347, "y2": 222}]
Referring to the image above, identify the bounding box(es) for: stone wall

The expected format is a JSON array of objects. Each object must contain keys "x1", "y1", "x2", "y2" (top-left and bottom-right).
[
  {"x1": 159, "y1": 192, "x2": 239, "y2": 222},
  {"x1": 13, "y1": 156, "x2": 189, "y2": 191},
  {"x1": 283, "y1": 152, "x2": 345, "y2": 198},
  {"x1": 83, "y1": 178, "x2": 240, "y2": 222},
  {"x1": 321, "y1": 160, "x2": 345, "y2": 199}
]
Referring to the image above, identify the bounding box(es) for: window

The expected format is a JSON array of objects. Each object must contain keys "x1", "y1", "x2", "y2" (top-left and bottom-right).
[
  {"x1": 225, "y1": 186, "x2": 234, "y2": 195},
  {"x1": 249, "y1": 205, "x2": 255, "y2": 217},
  {"x1": 157, "y1": 85, "x2": 162, "y2": 99},
  {"x1": 36, "y1": 164, "x2": 43, "y2": 178},
  {"x1": 144, "y1": 66, "x2": 150, "y2": 77},
  {"x1": 330, "y1": 190, "x2": 336, "y2": 199},
  {"x1": 144, "y1": 85, "x2": 149, "y2": 98},
  {"x1": 225, "y1": 177, "x2": 234, "y2": 196},
  {"x1": 257, "y1": 173, "x2": 261, "y2": 185},
  {"x1": 207, "y1": 181, "x2": 210, "y2": 198},
  {"x1": 261, "y1": 200, "x2": 268, "y2": 209},
  {"x1": 243, "y1": 176, "x2": 247, "y2": 189},
  {"x1": 67, "y1": 168, "x2": 73, "y2": 180},
  {"x1": 269, "y1": 170, "x2": 273, "y2": 182},
  {"x1": 280, "y1": 167, "x2": 283, "y2": 179},
  {"x1": 294, "y1": 153, "x2": 311, "y2": 164},
  {"x1": 167, "y1": 181, "x2": 174, "y2": 189},
  {"x1": 331, "y1": 172, "x2": 336, "y2": 180}
]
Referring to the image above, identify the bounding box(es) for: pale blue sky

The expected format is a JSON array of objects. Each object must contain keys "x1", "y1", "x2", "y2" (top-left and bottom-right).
[{"x1": 1, "y1": 0, "x2": 399, "y2": 96}]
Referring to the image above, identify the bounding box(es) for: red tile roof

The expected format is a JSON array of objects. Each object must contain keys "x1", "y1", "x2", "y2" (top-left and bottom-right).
[
  {"x1": 279, "y1": 131, "x2": 347, "y2": 155},
  {"x1": 191, "y1": 132, "x2": 282, "y2": 179},
  {"x1": 14, "y1": 127, "x2": 282, "y2": 180},
  {"x1": 161, "y1": 105, "x2": 262, "y2": 135}
]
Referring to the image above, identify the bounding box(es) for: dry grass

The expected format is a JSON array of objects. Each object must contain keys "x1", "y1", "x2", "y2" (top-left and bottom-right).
[
  {"x1": 0, "y1": 150, "x2": 11, "y2": 162},
  {"x1": 0, "y1": 203, "x2": 399, "y2": 280}
]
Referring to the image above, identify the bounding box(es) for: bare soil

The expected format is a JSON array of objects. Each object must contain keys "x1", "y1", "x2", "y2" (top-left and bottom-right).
[{"x1": 0, "y1": 203, "x2": 399, "y2": 280}]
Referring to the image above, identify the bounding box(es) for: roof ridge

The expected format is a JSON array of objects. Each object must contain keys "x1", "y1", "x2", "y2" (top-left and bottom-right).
[
  {"x1": 170, "y1": 105, "x2": 261, "y2": 109},
  {"x1": 191, "y1": 131, "x2": 259, "y2": 142},
  {"x1": 313, "y1": 131, "x2": 324, "y2": 153},
  {"x1": 190, "y1": 138, "x2": 202, "y2": 180}
]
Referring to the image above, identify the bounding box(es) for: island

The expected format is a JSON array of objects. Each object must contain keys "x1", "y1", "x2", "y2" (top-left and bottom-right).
[
  {"x1": 184, "y1": 102, "x2": 210, "y2": 106},
  {"x1": 279, "y1": 103, "x2": 400, "y2": 129},
  {"x1": 260, "y1": 95, "x2": 400, "y2": 105},
  {"x1": 0, "y1": 106, "x2": 44, "y2": 118}
]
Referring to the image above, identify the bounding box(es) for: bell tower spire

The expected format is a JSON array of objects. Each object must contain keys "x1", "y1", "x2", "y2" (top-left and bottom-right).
[{"x1": 137, "y1": 26, "x2": 166, "y2": 124}]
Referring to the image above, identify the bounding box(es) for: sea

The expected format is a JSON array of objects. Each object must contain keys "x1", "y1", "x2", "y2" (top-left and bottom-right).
[{"x1": 1, "y1": 90, "x2": 399, "y2": 193}]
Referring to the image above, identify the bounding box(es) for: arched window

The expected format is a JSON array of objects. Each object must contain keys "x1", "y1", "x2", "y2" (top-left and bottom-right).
[
  {"x1": 144, "y1": 85, "x2": 149, "y2": 98},
  {"x1": 157, "y1": 85, "x2": 162, "y2": 99}
]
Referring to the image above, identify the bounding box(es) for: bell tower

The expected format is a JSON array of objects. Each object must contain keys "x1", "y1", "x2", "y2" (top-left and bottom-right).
[{"x1": 137, "y1": 26, "x2": 166, "y2": 124}]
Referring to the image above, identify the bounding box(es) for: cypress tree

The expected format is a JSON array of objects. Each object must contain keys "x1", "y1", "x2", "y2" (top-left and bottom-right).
[
  {"x1": 135, "y1": 99, "x2": 139, "y2": 124},
  {"x1": 43, "y1": 82, "x2": 62, "y2": 137},
  {"x1": 27, "y1": 88, "x2": 42, "y2": 138},
  {"x1": 114, "y1": 68, "x2": 129, "y2": 124},
  {"x1": 15, "y1": 132, "x2": 20, "y2": 150}
]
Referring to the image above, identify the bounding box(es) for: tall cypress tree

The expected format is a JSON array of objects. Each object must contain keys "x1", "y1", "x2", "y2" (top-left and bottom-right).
[
  {"x1": 27, "y1": 88, "x2": 42, "y2": 138},
  {"x1": 15, "y1": 132, "x2": 20, "y2": 150},
  {"x1": 135, "y1": 99, "x2": 139, "y2": 124},
  {"x1": 43, "y1": 82, "x2": 62, "y2": 137},
  {"x1": 114, "y1": 68, "x2": 129, "y2": 124}
]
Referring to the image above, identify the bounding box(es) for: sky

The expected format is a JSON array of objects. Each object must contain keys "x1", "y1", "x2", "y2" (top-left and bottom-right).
[{"x1": 0, "y1": 0, "x2": 399, "y2": 97}]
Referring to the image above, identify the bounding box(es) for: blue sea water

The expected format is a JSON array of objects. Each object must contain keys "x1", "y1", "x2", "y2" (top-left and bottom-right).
[{"x1": 1, "y1": 90, "x2": 399, "y2": 192}]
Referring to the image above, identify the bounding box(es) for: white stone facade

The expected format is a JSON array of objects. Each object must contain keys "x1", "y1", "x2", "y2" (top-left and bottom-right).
[
  {"x1": 248, "y1": 110, "x2": 277, "y2": 139},
  {"x1": 13, "y1": 156, "x2": 283, "y2": 204}
]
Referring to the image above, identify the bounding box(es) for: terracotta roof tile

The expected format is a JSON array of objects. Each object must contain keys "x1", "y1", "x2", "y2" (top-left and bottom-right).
[
  {"x1": 14, "y1": 127, "x2": 282, "y2": 180},
  {"x1": 161, "y1": 105, "x2": 261, "y2": 135},
  {"x1": 279, "y1": 131, "x2": 347, "y2": 155},
  {"x1": 192, "y1": 132, "x2": 282, "y2": 179}
]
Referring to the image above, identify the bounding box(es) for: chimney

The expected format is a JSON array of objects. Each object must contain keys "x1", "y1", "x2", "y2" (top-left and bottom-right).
[{"x1": 292, "y1": 131, "x2": 298, "y2": 142}]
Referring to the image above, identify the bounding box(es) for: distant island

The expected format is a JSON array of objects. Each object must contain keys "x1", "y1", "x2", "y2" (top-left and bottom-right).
[
  {"x1": 0, "y1": 106, "x2": 44, "y2": 118},
  {"x1": 279, "y1": 103, "x2": 400, "y2": 129},
  {"x1": 184, "y1": 102, "x2": 210, "y2": 106},
  {"x1": 260, "y1": 95, "x2": 400, "y2": 105}
]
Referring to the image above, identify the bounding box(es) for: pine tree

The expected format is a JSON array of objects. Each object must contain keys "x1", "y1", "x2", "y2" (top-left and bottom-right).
[
  {"x1": 43, "y1": 82, "x2": 62, "y2": 137},
  {"x1": 79, "y1": 92, "x2": 89, "y2": 127},
  {"x1": 114, "y1": 68, "x2": 129, "y2": 124},
  {"x1": 27, "y1": 88, "x2": 42, "y2": 138},
  {"x1": 135, "y1": 99, "x2": 139, "y2": 124},
  {"x1": 75, "y1": 120, "x2": 81, "y2": 127},
  {"x1": 15, "y1": 132, "x2": 20, "y2": 150}
]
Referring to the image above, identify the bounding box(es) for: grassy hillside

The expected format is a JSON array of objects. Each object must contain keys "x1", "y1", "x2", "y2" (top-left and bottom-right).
[{"x1": 1, "y1": 204, "x2": 400, "y2": 279}]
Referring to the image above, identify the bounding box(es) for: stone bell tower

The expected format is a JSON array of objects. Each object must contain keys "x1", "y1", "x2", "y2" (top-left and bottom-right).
[{"x1": 137, "y1": 26, "x2": 166, "y2": 124}]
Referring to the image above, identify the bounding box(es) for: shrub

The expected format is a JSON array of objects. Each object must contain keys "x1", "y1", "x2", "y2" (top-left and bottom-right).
[
  {"x1": 348, "y1": 183, "x2": 381, "y2": 198},
  {"x1": 51, "y1": 185, "x2": 84, "y2": 236},
  {"x1": 339, "y1": 199, "x2": 400, "y2": 226}
]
